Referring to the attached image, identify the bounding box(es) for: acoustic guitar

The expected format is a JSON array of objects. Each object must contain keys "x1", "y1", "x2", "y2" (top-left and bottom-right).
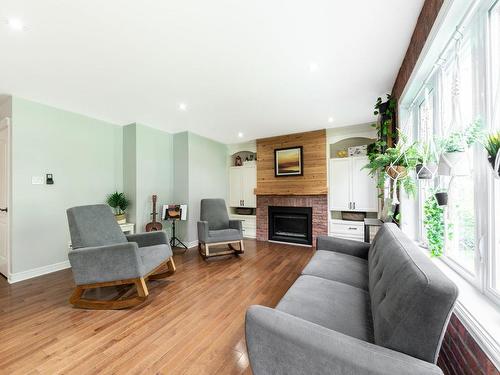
[{"x1": 145, "y1": 195, "x2": 163, "y2": 232}]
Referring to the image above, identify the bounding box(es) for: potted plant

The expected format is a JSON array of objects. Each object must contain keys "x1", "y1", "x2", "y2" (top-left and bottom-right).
[
  {"x1": 484, "y1": 132, "x2": 500, "y2": 178},
  {"x1": 364, "y1": 137, "x2": 419, "y2": 197},
  {"x1": 106, "y1": 192, "x2": 130, "y2": 224},
  {"x1": 438, "y1": 120, "x2": 482, "y2": 176},
  {"x1": 415, "y1": 141, "x2": 438, "y2": 179},
  {"x1": 423, "y1": 194, "x2": 450, "y2": 257},
  {"x1": 434, "y1": 190, "x2": 448, "y2": 206}
]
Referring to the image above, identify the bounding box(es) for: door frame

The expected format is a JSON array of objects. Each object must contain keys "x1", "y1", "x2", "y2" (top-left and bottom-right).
[{"x1": 0, "y1": 117, "x2": 11, "y2": 280}]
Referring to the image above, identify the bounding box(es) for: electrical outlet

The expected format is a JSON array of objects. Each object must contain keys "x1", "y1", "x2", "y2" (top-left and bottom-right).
[{"x1": 31, "y1": 176, "x2": 44, "y2": 185}]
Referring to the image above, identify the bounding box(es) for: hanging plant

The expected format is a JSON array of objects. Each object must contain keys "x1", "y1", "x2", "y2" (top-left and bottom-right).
[
  {"x1": 423, "y1": 193, "x2": 453, "y2": 257},
  {"x1": 364, "y1": 135, "x2": 419, "y2": 197},
  {"x1": 438, "y1": 120, "x2": 483, "y2": 176},
  {"x1": 415, "y1": 141, "x2": 438, "y2": 180},
  {"x1": 484, "y1": 132, "x2": 500, "y2": 178}
]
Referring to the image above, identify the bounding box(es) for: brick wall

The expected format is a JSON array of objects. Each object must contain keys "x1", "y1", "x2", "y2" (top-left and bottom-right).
[
  {"x1": 392, "y1": 0, "x2": 444, "y2": 101},
  {"x1": 438, "y1": 314, "x2": 499, "y2": 375},
  {"x1": 256, "y1": 195, "x2": 328, "y2": 246},
  {"x1": 393, "y1": 1, "x2": 499, "y2": 373}
]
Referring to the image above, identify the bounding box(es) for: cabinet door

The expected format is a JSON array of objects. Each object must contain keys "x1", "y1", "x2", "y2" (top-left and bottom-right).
[
  {"x1": 229, "y1": 168, "x2": 242, "y2": 207},
  {"x1": 242, "y1": 166, "x2": 257, "y2": 208},
  {"x1": 329, "y1": 158, "x2": 351, "y2": 210},
  {"x1": 351, "y1": 157, "x2": 378, "y2": 212}
]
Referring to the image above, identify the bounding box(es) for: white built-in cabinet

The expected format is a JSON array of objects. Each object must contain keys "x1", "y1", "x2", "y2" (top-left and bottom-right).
[
  {"x1": 329, "y1": 156, "x2": 378, "y2": 212},
  {"x1": 229, "y1": 165, "x2": 256, "y2": 208}
]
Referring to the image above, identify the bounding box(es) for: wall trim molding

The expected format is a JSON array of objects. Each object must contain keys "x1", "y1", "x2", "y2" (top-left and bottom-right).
[
  {"x1": 8, "y1": 260, "x2": 71, "y2": 284},
  {"x1": 184, "y1": 240, "x2": 199, "y2": 249}
]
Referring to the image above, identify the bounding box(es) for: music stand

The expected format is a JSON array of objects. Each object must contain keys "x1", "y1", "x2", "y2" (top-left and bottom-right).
[
  {"x1": 163, "y1": 204, "x2": 188, "y2": 250},
  {"x1": 169, "y1": 220, "x2": 187, "y2": 249}
]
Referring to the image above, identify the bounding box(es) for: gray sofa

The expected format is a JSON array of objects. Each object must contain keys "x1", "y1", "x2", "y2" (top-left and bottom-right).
[{"x1": 245, "y1": 223, "x2": 458, "y2": 375}]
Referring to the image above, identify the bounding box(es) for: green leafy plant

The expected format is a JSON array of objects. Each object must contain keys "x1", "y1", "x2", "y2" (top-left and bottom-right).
[
  {"x1": 364, "y1": 134, "x2": 419, "y2": 197},
  {"x1": 484, "y1": 132, "x2": 500, "y2": 160},
  {"x1": 423, "y1": 194, "x2": 446, "y2": 257},
  {"x1": 440, "y1": 120, "x2": 483, "y2": 153},
  {"x1": 416, "y1": 140, "x2": 438, "y2": 164},
  {"x1": 106, "y1": 192, "x2": 130, "y2": 215}
]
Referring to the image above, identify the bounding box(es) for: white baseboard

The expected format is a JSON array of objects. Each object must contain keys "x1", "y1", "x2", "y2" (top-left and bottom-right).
[
  {"x1": 184, "y1": 240, "x2": 199, "y2": 249},
  {"x1": 8, "y1": 260, "x2": 71, "y2": 284}
]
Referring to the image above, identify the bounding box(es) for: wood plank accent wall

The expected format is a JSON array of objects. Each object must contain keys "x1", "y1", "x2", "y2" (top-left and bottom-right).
[{"x1": 256, "y1": 129, "x2": 327, "y2": 195}]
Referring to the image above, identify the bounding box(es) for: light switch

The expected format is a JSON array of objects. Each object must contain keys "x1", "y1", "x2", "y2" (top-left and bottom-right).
[{"x1": 32, "y1": 176, "x2": 44, "y2": 185}]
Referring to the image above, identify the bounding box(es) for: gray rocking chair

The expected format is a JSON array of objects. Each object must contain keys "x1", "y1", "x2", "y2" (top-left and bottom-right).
[
  {"x1": 66, "y1": 204, "x2": 176, "y2": 309},
  {"x1": 197, "y1": 199, "x2": 244, "y2": 258}
]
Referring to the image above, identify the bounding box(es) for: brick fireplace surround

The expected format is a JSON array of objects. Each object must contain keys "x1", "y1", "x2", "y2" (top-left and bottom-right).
[{"x1": 256, "y1": 195, "x2": 328, "y2": 246}]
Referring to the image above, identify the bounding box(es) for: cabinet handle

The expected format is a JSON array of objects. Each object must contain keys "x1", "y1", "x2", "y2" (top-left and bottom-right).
[
  {"x1": 348, "y1": 227, "x2": 357, "y2": 230},
  {"x1": 353, "y1": 202, "x2": 356, "y2": 209}
]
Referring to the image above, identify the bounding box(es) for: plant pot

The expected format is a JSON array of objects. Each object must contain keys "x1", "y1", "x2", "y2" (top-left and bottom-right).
[
  {"x1": 115, "y1": 213, "x2": 126, "y2": 224},
  {"x1": 377, "y1": 101, "x2": 389, "y2": 115},
  {"x1": 386, "y1": 165, "x2": 407, "y2": 179},
  {"x1": 488, "y1": 154, "x2": 500, "y2": 178},
  {"x1": 438, "y1": 151, "x2": 469, "y2": 176},
  {"x1": 434, "y1": 192, "x2": 448, "y2": 206},
  {"x1": 416, "y1": 163, "x2": 437, "y2": 179}
]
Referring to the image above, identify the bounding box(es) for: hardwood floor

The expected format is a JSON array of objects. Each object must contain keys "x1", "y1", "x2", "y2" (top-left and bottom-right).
[{"x1": 0, "y1": 240, "x2": 313, "y2": 375}]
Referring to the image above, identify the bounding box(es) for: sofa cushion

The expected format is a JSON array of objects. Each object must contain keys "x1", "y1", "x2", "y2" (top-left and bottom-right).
[
  {"x1": 137, "y1": 244, "x2": 172, "y2": 275},
  {"x1": 368, "y1": 224, "x2": 458, "y2": 363},
  {"x1": 276, "y1": 275, "x2": 374, "y2": 343},
  {"x1": 207, "y1": 228, "x2": 242, "y2": 243},
  {"x1": 302, "y1": 250, "x2": 368, "y2": 290}
]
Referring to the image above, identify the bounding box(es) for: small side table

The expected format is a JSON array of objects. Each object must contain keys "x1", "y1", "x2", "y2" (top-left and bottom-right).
[
  {"x1": 119, "y1": 223, "x2": 135, "y2": 234},
  {"x1": 364, "y1": 218, "x2": 382, "y2": 243}
]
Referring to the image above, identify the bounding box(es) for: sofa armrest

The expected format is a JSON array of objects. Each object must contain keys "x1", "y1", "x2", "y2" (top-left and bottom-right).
[
  {"x1": 229, "y1": 219, "x2": 243, "y2": 232},
  {"x1": 245, "y1": 306, "x2": 443, "y2": 375},
  {"x1": 68, "y1": 242, "x2": 144, "y2": 285},
  {"x1": 127, "y1": 231, "x2": 169, "y2": 248},
  {"x1": 197, "y1": 221, "x2": 209, "y2": 243},
  {"x1": 316, "y1": 235, "x2": 370, "y2": 259}
]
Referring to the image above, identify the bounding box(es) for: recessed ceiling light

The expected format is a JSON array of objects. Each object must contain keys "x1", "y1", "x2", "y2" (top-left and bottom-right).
[
  {"x1": 237, "y1": 132, "x2": 244, "y2": 138},
  {"x1": 7, "y1": 18, "x2": 24, "y2": 31},
  {"x1": 309, "y1": 62, "x2": 319, "y2": 72},
  {"x1": 328, "y1": 117, "x2": 334, "y2": 123},
  {"x1": 178, "y1": 103, "x2": 187, "y2": 111}
]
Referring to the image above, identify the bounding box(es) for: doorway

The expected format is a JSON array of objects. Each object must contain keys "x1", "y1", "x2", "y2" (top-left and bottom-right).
[{"x1": 0, "y1": 117, "x2": 10, "y2": 278}]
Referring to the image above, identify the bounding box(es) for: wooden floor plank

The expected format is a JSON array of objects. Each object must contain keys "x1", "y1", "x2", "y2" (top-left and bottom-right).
[{"x1": 0, "y1": 240, "x2": 313, "y2": 374}]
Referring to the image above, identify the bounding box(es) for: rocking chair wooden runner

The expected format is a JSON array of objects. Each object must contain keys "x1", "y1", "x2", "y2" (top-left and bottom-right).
[
  {"x1": 67, "y1": 204, "x2": 176, "y2": 309},
  {"x1": 197, "y1": 199, "x2": 245, "y2": 258}
]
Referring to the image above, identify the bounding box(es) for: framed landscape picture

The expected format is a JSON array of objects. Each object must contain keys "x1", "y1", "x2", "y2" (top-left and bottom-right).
[{"x1": 274, "y1": 146, "x2": 303, "y2": 177}]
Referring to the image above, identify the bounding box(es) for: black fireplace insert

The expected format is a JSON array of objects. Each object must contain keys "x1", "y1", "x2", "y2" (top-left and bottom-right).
[{"x1": 268, "y1": 206, "x2": 312, "y2": 245}]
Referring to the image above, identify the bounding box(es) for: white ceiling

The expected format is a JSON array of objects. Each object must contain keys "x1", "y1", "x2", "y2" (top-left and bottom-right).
[{"x1": 0, "y1": 0, "x2": 424, "y2": 144}]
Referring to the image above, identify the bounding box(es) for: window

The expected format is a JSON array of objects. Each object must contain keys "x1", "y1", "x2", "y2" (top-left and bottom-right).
[
  {"x1": 404, "y1": 0, "x2": 500, "y2": 305},
  {"x1": 488, "y1": 0, "x2": 500, "y2": 295}
]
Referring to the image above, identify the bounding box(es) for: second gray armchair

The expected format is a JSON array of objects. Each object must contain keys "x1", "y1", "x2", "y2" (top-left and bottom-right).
[{"x1": 197, "y1": 198, "x2": 244, "y2": 258}]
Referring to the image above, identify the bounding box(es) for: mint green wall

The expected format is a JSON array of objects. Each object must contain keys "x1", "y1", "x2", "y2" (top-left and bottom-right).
[
  {"x1": 123, "y1": 124, "x2": 137, "y2": 225},
  {"x1": 8, "y1": 97, "x2": 226, "y2": 277},
  {"x1": 173, "y1": 132, "x2": 190, "y2": 240},
  {"x1": 186, "y1": 132, "x2": 228, "y2": 243},
  {"x1": 10, "y1": 97, "x2": 123, "y2": 274},
  {"x1": 135, "y1": 124, "x2": 174, "y2": 230},
  {"x1": 172, "y1": 132, "x2": 228, "y2": 243}
]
